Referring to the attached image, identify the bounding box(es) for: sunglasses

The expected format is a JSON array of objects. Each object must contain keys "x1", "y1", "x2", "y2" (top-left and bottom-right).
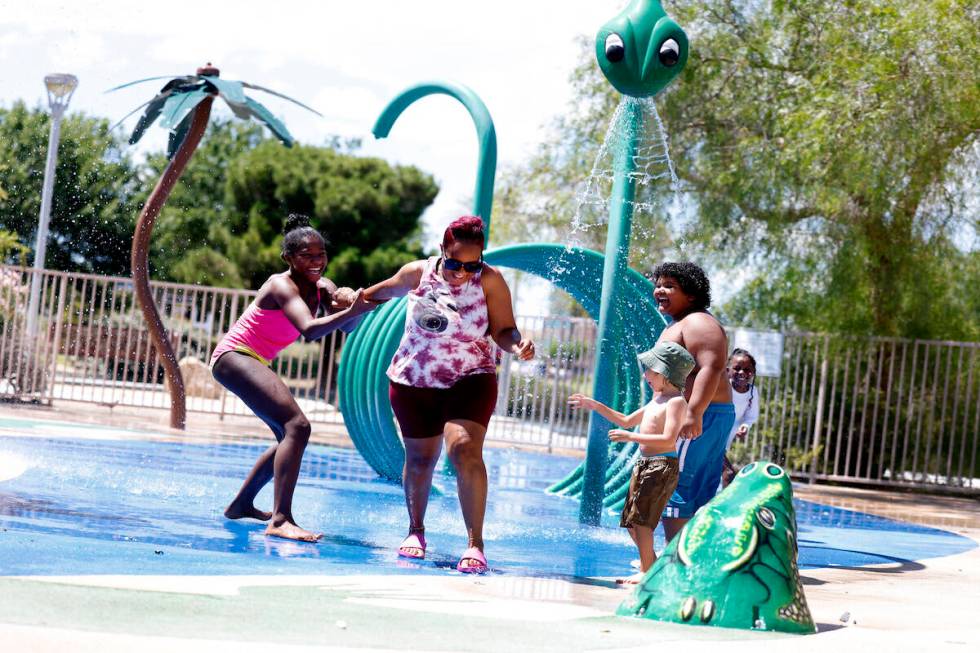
[{"x1": 442, "y1": 256, "x2": 484, "y2": 273}]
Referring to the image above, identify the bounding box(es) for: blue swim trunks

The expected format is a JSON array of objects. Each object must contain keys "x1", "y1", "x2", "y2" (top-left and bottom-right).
[{"x1": 663, "y1": 402, "x2": 735, "y2": 519}]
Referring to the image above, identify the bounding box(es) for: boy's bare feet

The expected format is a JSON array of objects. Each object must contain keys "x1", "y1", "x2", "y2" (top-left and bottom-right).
[
  {"x1": 224, "y1": 501, "x2": 273, "y2": 521},
  {"x1": 616, "y1": 572, "x2": 646, "y2": 585},
  {"x1": 265, "y1": 520, "x2": 323, "y2": 542}
]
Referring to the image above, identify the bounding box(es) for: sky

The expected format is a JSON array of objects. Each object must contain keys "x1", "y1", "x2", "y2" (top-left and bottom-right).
[{"x1": 0, "y1": 0, "x2": 619, "y2": 252}]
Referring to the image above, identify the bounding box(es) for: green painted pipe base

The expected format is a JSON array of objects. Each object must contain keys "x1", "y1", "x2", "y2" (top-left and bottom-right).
[
  {"x1": 337, "y1": 243, "x2": 666, "y2": 486},
  {"x1": 617, "y1": 462, "x2": 817, "y2": 634}
]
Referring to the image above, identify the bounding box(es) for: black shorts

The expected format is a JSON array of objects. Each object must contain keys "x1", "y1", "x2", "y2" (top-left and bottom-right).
[{"x1": 389, "y1": 374, "x2": 498, "y2": 439}]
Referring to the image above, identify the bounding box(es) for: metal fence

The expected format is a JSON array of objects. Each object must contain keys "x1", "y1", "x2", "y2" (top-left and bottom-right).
[
  {"x1": 0, "y1": 265, "x2": 598, "y2": 451},
  {"x1": 488, "y1": 315, "x2": 597, "y2": 450},
  {"x1": 1, "y1": 264, "x2": 976, "y2": 492},
  {"x1": 741, "y1": 334, "x2": 979, "y2": 493},
  {"x1": 0, "y1": 264, "x2": 348, "y2": 423}
]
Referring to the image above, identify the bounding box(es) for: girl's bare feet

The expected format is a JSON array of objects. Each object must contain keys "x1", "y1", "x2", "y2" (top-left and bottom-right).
[
  {"x1": 265, "y1": 519, "x2": 322, "y2": 542},
  {"x1": 224, "y1": 501, "x2": 273, "y2": 521}
]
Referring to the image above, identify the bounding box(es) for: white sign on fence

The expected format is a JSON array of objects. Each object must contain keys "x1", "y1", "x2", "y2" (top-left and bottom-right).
[{"x1": 729, "y1": 328, "x2": 784, "y2": 377}]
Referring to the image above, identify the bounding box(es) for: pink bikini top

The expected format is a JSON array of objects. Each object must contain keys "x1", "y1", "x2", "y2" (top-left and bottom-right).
[{"x1": 210, "y1": 288, "x2": 319, "y2": 366}]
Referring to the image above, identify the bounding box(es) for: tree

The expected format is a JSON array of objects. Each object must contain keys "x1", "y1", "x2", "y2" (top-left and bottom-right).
[
  {"x1": 224, "y1": 142, "x2": 438, "y2": 290},
  {"x1": 143, "y1": 119, "x2": 267, "y2": 287},
  {"x1": 0, "y1": 102, "x2": 140, "y2": 275},
  {"x1": 493, "y1": 0, "x2": 980, "y2": 340},
  {"x1": 141, "y1": 120, "x2": 439, "y2": 291},
  {"x1": 0, "y1": 229, "x2": 28, "y2": 264}
]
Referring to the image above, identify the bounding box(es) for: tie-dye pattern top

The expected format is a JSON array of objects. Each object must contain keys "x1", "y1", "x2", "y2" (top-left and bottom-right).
[{"x1": 387, "y1": 256, "x2": 497, "y2": 389}]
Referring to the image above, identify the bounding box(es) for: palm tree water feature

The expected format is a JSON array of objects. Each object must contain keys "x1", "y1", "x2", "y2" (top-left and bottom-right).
[{"x1": 111, "y1": 64, "x2": 319, "y2": 429}]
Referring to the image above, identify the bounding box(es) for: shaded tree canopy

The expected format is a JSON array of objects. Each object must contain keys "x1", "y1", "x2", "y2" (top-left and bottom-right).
[
  {"x1": 224, "y1": 138, "x2": 438, "y2": 289},
  {"x1": 145, "y1": 120, "x2": 438, "y2": 290},
  {"x1": 493, "y1": 0, "x2": 979, "y2": 339}
]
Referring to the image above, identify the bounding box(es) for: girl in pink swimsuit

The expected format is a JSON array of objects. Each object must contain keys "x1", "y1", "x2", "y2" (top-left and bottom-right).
[
  {"x1": 363, "y1": 216, "x2": 536, "y2": 572},
  {"x1": 211, "y1": 214, "x2": 375, "y2": 542}
]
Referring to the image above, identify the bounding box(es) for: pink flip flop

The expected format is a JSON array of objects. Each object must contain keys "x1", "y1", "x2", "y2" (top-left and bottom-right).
[
  {"x1": 456, "y1": 546, "x2": 488, "y2": 574},
  {"x1": 397, "y1": 532, "x2": 426, "y2": 559}
]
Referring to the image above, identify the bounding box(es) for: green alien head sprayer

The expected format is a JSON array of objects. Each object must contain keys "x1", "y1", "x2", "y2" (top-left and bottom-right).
[
  {"x1": 578, "y1": 0, "x2": 688, "y2": 525},
  {"x1": 596, "y1": 0, "x2": 689, "y2": 97},
  {"x1": 617, "y1": 463, "x2": 817, "y2": 634}
]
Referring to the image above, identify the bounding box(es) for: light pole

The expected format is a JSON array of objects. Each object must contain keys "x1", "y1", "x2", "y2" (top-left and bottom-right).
[{"x1": 25, "y1": 73, "x2": 77, "y2": 338}]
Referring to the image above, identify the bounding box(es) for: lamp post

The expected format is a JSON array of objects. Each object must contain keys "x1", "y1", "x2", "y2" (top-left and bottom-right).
[{"x1": 25, "y1": 73, "x2": 77, "y2": 338}]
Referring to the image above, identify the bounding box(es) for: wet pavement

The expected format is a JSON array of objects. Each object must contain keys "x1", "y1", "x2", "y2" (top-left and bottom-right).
[{"x1": 0, "y1": 430, "x2": 974, "y2": 579}]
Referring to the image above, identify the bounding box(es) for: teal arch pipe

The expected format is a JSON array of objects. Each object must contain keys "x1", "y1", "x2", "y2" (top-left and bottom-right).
[
  {"x1": 341, "y1": 80, "x2": 498, "y2": 482},
  {"x1": 372, "y1": 81, "x2": 496, "y2": 242}
]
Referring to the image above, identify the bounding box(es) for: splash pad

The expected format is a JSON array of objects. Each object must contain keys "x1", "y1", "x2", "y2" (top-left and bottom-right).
[{"x1": 0, "y1": 426, "x2": 972, "y2": 578}]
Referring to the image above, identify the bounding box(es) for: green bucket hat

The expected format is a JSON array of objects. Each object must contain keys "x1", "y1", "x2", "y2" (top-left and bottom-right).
[{"x1": 637, "y1": 341, "x2": 695, "y2": 390}]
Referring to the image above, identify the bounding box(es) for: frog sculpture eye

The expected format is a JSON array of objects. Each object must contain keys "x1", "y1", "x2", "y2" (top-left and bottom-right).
[
  {"x1": 659, "y1": 39, "x2": 680, "y2": 66},
  {"x1": 605, "y1": 33, "x2": 626, "y2": 63},
  {"x1": 765, "y1": 464, "x2": 786, "y2": 478},
  {"x1": 757, "y1": 507, "x2": 776, "y2": 530},
  {"x1": 739, "y1": 462, "x2": 758, "y2": 476}
]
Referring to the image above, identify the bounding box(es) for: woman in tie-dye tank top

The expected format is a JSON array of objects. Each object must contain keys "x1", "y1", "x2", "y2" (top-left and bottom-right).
[{"x1": 363, "y1": 216, "x2": 535, "y2": 573}]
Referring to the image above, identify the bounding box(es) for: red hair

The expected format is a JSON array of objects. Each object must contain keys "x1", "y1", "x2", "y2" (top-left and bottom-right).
[{"x1": 442, "y1": 215, "x2": 485, "y2": 248}]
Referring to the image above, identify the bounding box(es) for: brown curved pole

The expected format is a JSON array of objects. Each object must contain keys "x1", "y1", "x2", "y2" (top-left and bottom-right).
[{"x1": 131, "y1": 95, "x2": 214, "y2": 429}]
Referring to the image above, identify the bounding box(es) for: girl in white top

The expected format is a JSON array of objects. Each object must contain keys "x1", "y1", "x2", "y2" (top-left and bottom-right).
[
  {"x1": 720, "y1": 349, "x2": 760, "y2": 488},
  {"x1": 727, "y1": 348, "x2": 760, "y2": 447}
]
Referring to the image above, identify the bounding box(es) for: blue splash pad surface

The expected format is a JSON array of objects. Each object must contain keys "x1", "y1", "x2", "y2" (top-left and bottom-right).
[{"x1": 0, "y1": 435, "x2": 974, "y2": 577}]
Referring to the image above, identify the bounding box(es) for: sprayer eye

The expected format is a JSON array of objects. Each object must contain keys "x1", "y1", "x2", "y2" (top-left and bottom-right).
[
  {"x1": 659, "y1": 38, "x2": 680, "y2": 66},
  {"x1": 605, "y1": 33, "x2": 625, "y2": 63}
]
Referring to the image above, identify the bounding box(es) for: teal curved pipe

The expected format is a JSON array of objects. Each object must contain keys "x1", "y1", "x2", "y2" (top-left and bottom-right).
[
  {"x1": 372, "y1": 81, "x2": 497, "y2": 242},
  {"x1": 345, "y1": 80, "x2": 497, "y2": 482},
  {"x1": 338, "y1": 243, "x2": 666, "y2": 483}
]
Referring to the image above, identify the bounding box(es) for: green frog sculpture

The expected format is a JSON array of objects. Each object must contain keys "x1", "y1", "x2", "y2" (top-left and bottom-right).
[{"x1": 617, "y1": 462, "x2": 817, "y2": 634}]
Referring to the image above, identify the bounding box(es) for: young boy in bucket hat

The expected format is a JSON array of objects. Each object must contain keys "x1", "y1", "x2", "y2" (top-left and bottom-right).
[{"x1": 569, "y1": 341, "x2": 695, "y2": 584}]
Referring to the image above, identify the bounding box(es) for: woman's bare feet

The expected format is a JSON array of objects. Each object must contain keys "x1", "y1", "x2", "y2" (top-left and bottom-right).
[
  {"x1": 265, "y1": 519, "x2": 323, "y2": 542},
  {"x1": 224, "y1": 501, "x2": 273, "y2": 521}
]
